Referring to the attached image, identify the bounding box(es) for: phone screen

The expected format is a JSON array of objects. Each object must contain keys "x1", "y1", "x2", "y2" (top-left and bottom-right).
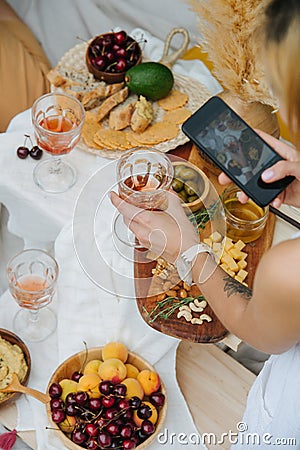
[{"x1": 182, "y1": 96, "x2": 294, "y2": 206}]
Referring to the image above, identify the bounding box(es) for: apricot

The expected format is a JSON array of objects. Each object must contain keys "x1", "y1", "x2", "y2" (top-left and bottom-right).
[
  {"x1": 59, "y1": 415, "x2": 76, "y2": 433},
  {"x1": 125, "y1": 363, "x2": 139, "y2": 379},
  {"x1": 83, "y1": 359, "x2": 103, "y2": 375},
  {"x1": 77, "y1": 373, "x2": 101, "y2": 398},
  {"x1": 137, "y1": 369, "x2": 161, "y2": 396},
  {"x1": 98, "y1": 358, "x2": 127, "y2": 384},
  {"x1": 102, "y1": 342, "x2": 128, "y2": 363},
  {"x1": 59, "y1": 379, "x2": 78, "y2": 403},
  {"x1": 122, "y1": 377, "x2": 144, "y2": 400},
  {"x1": 133, "y1": 401, "x2": 158, "y2": 426}
]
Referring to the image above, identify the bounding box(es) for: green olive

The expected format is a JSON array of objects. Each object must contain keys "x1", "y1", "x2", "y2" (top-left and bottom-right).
[
  {"x1": 188, "y1": 195, "x2": 199, "y2": 203},
  {"x1": 174, "y1": 164, "x2": 186, "y2": 178},
  {"x1": 177, "y1": 190, "x2": 188, "y2": 203},
  {"x1": 184, "y1": 181, "x2": 198, "y2": 196},
  {"x1": 171, "y1": 178, "x2": 184, "y2": 192},
  {"x1": 179, "y1": 167, "x2": 197, "y2": 181}
]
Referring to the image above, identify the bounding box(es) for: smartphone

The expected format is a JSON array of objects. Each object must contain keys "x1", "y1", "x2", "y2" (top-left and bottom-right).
[{"x1": 182, "y1": 96, "x2": 294, "y2": 207}]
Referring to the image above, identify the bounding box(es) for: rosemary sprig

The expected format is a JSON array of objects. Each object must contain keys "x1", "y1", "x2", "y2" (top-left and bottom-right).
[
  {"x1": 188, "y1": 199, "x2": 220, "y2": 231},
  {"x1": 143, "y1": 295, "x2": 206, "y2": 323}
]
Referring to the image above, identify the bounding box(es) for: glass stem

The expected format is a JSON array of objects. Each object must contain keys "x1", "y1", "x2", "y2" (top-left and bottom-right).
[
  {"x1": 49, "y1": 157, "x2": 62, "y2": 175},
  {"x1": 29, "y1": 309, "x2": 39, "y2": 323}
]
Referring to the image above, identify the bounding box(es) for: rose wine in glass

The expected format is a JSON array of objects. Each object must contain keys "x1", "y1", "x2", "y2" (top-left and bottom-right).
[
  {"x1": 7, "y1": 249, "x2": 59, "y2": 342},
  {"x1": 32, "y1": 92, "x2": 85, "y2": 193},
  {"x1": 113, "y1": 148, "x2": 174, "y2": 247}
]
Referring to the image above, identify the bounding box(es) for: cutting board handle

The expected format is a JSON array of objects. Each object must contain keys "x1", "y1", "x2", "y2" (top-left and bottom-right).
[{"x1": 159, "y1": 28, "x2": 190, "y2": 68}]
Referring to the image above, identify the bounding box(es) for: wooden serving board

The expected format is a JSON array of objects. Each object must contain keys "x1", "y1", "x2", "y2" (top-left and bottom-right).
[{"x1": 134, "y1": 142, "x2": 276, "y2": 343}]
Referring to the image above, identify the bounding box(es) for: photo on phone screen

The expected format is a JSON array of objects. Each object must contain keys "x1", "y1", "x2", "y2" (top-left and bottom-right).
[{"x1": 182, "y1": 96, "x2": 294, "y2": 207}]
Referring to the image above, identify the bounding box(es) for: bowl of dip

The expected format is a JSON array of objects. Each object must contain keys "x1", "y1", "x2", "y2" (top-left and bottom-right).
[{"x1": 0, "y1": 328, "x2": 31, "y2": 407}]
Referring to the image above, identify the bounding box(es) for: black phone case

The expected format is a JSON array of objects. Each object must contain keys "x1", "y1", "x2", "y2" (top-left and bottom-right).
[{"x1": 182, "y1": 96, "x2": 294, "y2": 207}]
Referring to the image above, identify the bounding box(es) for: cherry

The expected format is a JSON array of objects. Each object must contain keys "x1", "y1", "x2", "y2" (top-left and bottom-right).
[
  {"x1": 29, "y1": 145, "x2": 43, "y2": 160},
  {"x1": 106, "y1": 422, "x2": 120, "y2": 436},
  {"x1": 123, "y1": 439, "x2": 136, "y2": 449},
  {"x1": 95, "y1": 417, "x2": 106, "y2": 429},
  {"x1": 114, "y1": 30, "x2": 127, "y2": 45},
  {"x1": 115, "y1": 58, "x2": 127, "y2": 72},
  {"x1": 129, "y1": 396, "x2": 141, "y2": 409},
  {"x1": 65, "y1": 392, "x2": 77, "y2": 406},
  {"x1": 106, "y1": 51, "x2": 116, "y2": 62},
  {"x1": 72, "y1": 429, "x2": 88, "y2": 445},
  {"x1": 149, "y1": 391, "x2": 165, "y2": 408},
  {"x1": 17, "y1": 146, "x2": 29, "y2": 159},
  {"x1": 118, "y1": 398, "x2": 130, "y2": 410},
  {"x1": 120, "y1": 424, "x2": 133, "y2": 439},
  {"x1": 100, "y1": 380, "x2": 112, "y2": 396},
  {"x1": 89, "y1": 397, "x2": 102, "y2": 412},
  {"x1": 141, "y1": 419, "x2": 155, "y2": 436},
  {"x1": 116, "y1": 48, "x2": 127, "y2": 58},
  {"x1": 112, "y1": 384, "x2": 127, "y2": 397},
  {"x1": 97, "y1": 431, "x2": 112, "y2": 448},
  {"x1": 105, "y1": 407, "x2": 119, "y2": 420},
  {"x1": 81, "y1": 410, "x2": 94, "y2": 421},
  {"x1": 95, "y1": 55, "x2": 107, "y2": 70},
  {"x1": 75, "y1": 390, "x2": 89, "y2": 406},
  {"x1": 49, "y1": 382, "x2": 62, "y2": 399},
  {"x1": 101, "y1": 35, "x2": 113, "y2": 48},
  {"x1": 122, "y1": 409, "x2": 133, "y2": 421},
  {"x1": 87, "y1": 439, "x2": 98, "y2": 450},
  {"x1": 86, "y1": 423, "x2": 99, "y2": 438},
  {"x1": 137, "y1": 404, "x2": 152, "y2": 420},
  {"x1": 101, "y1": 395, "x2": 115, "y2": 408},
  {"x1": 71, "y1": 371, "x2": 83, "y2": 382},
  {"x1": 112, "y1": 43, "x2": 121, "y2": 53},
  {"x1": 65, "y1": 403, "x2": 78, "y2": 416},
  {"x1": 51, "y1": 409, "x2": 66, "y2": 423},
  {"x1": 50, "y1": 398, "x2": 64, "y2": 410}
]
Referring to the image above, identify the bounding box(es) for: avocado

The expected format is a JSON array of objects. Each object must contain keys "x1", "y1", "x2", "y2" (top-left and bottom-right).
[{"x1": 125, "y1": 62, "x2": 174, "y2": 100}]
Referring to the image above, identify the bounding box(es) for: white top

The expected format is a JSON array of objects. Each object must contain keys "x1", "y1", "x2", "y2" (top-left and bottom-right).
[{"x1": 233, "y1": 232, "x2": 300, "y2": 449}]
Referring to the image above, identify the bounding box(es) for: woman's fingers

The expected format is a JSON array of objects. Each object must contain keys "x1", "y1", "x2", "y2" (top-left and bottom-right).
[
  {"x1": 254, "y1": 129, "x2": 298, "y2": 160},
  {"x1": 261, "y1": 160, "x2": 298, "y2": 183},
  {"x1": 218, "y1": 172, "x2": 232, "y2": 185}
]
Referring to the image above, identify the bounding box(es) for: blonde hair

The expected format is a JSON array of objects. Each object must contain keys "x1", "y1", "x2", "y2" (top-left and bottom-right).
[{"x1": 264, "y1": 0, "x2": 300, "y2": 147}]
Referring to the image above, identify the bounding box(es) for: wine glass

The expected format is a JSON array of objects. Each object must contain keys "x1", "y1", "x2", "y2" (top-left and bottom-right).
[
  {"x1": 113, "y1": 148, "x2": 174, "y2": 248},
  {"x1": 6, "y1": 249, "x2": 59, "y2": 342},
  {"x1": 32, "y1": 92, "x2": 85, "y2": 193}
]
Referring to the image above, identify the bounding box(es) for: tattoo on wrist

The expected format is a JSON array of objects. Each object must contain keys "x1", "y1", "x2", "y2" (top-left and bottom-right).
[{"x1": 223, "y1": 275, "x2": 252, "y2": 300}]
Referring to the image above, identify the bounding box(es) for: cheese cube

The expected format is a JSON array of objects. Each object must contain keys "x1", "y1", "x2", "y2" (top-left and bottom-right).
[
  {"x1": 224, "y1": 237, "x2": 234, "y2": 251},
  {"x1": 236, "y1": 269, "x2": 248, "y2": 282},
  {"x1": 229, "y1": 247, "x2": 244, "y2": 260},
  {"x1": 220, "y1": 263, "x2": 229, "y2": 272},
  {"x1": 227, "y1": 269, "x2": 236, "y2": 277},
  {"x1": 235, "y1": 276, "x2": 244, "y2": 283},
  {"x1": 210, "y1": 231, "x2": 222, "y2": 243},
  {"x1": 238, "y1": 251, "x2": 248, "y2": 261},
  {"x1": 212, "y1": 242, "x2": 222, "y2": 252},
  {"x1": 234, "y1": 240, "x2": 246, "y2": 251},
  {"x1": 221, "y1": 253, "x2": 239, "y2": 272},
  {"x1": 203, "y1": 238, "x2": 213, "y2": 247},
  {"x1": 237, "y1": 259, "x2": 247, "y2": 270}
]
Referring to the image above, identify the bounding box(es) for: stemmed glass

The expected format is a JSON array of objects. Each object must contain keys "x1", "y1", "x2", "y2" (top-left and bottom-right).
[
  {"x1": 32, "y1": 92, "x2": 85, "y2": 193},
  {"x1": 113, "y1": 148, "x2": 174, "y2": 248},
  {"x1": 6, "y1": 249, "x2": 59, "y2": 342}
]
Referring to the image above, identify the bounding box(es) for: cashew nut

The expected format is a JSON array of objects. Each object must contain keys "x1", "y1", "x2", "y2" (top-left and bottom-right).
[
  {"x1": 194, "y1": 299, "x2": 207, "y2": 309},
  {"x1": 178, "y1": 289, "x2": 188, "y2": 299},
  {"x1": 177, "y1": 310, "x2": 192, "y2": 321},
  {"x1": 191, "y1": 318, "x2": 203, "y2": 325},
  {"x1": 189, "y1": 302, "x2": 204, "y2": 312},
  {"x1": 179, "y1": 305, "x2": 191, "y2": 312},
  {"x1": 200, "y1": 313, "x2": 212, "y2": 322}
]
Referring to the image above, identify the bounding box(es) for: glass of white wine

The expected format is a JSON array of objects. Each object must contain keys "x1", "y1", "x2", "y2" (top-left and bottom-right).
[{"x1": 6, "y1": 249, "x2": 59, "y2": 342}]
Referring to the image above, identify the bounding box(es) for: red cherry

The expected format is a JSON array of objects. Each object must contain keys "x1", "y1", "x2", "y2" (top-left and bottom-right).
[
  {"x1": 17, "y1": 146, "x2": 29, "y2": 159},
  {"x1": 115, "y1": 58, "x2": 127, "y2": 72},
  {"x1": 51, "y1": 409, "x2": 65, "y2": 423},
  {"x1": 86, "y1": 423, "x2": 99, "y2": 438},
  {"x1": 114, "y1": 30, "x2": 127, "y2": 45},
  {"x1": 94, "y1": 55, "x2": 107, "y2": 70},
  {"x1": 116, "y1": 48, "x2": 126, "y2": 58},
  {"x1": 106, "y1": 51, "x2": 116, "y2": 62}
]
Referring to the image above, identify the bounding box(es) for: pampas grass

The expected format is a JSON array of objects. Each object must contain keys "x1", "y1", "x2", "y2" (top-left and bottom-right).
[{"x1": 187, "y1": 0, "x2": 277, "y2": 107}]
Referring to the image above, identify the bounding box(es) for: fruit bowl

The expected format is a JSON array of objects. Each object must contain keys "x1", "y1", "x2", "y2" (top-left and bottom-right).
[
  {"x1": 172, "y1": 161, "x2": 210, "y2": 212},
  {"x1": 0, "y1": 328, "x2": 31, "y2": 408},
  {"x1": 46, "y1": 343, "x2": 167, "y2": 449},
  {"x1": 86, "y1": 31, "x2": 142, "y2": 84}
]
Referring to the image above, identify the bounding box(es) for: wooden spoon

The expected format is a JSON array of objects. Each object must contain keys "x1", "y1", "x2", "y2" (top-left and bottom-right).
[{"x1": 0, "y1": 373, "x2": 49, "y2": 404}]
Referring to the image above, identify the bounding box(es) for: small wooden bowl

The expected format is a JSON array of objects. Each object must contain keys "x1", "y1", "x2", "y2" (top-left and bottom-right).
[
  {"x1": 46, "y1": 347, "x2": 167, "y2": 450},
  {"x1": 0, "y1": 328, "x2": 31, "y2": 408},
  {"x1": 86, "y1": 32, "x2": 142, "y2": 84},
  {"x1": 172, "y1": 161, "x2": 210, "y2": 212}
]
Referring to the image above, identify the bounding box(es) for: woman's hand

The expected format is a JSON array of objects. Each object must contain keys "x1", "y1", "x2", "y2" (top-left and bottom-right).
[
  {"x1": 110, "y1": 190, "x2": 199, "y2": 263},
  {"x1": 218, "y1": 130, "x2": 300, "y2": 208}
]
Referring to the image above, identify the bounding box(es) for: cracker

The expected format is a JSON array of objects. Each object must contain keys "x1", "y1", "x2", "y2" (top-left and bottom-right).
[
  {"x1": 163, "y1": 107, "x2": 192, "y2": 124},
  {"x1": 132, "y1": 122, "x2": 179, "y2": 144},
  {"x1": 81, "y1": 113, "x2": 104, "y2": 149},
  {"x1": 157, "y1": 89, "x2": 189, "y2": 110},
  {"x1": 94, "y1": 129, "x2": 116, "y2": 149}
]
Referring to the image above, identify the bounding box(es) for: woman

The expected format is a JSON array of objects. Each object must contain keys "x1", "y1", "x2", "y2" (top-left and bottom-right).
[{"x1": 111, "y1": 0, "x2": 300, "y2": 446}]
